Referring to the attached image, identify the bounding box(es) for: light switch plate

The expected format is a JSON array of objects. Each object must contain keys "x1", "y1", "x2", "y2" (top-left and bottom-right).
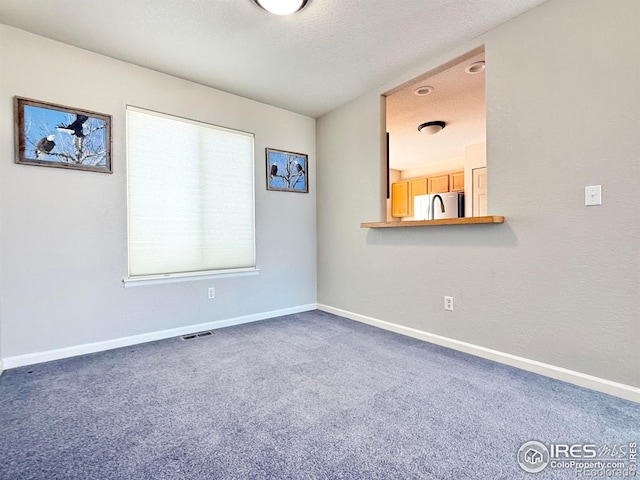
[{"x1": 585, "y1": 185, "x2": 602, "y2": 206}]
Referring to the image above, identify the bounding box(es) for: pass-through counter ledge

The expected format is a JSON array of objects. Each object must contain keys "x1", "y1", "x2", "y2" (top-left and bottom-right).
[{"x1": 360, "y1": 216, "x2": 505, "y2": 228}]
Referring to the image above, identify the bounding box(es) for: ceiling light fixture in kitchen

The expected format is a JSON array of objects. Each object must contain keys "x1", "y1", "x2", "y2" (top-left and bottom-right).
[
  {"x1": 253, "y1": 0, "x2": 308, "y2": 15},
  {"x1": 418, "y1": 121, "x2": 446, "y2": 135},
  {"x1": 465, "y1": 61, "x2": 485, "y2": 74},
  {"x1": 414, "y1": 86, "x2": 434, "y2": 96}
]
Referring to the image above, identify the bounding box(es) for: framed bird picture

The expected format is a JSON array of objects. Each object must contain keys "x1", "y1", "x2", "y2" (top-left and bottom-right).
[
  {"x1": 14, "y1": 97, "x2": 112, "y2": 173},
  {"x1": 266, "y1": 148, "x2": 308, "y2": 193}
]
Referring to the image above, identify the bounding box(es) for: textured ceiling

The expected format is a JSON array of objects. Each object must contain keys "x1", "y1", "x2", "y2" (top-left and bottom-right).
[
  {"x1": 386, "y1": 51, "x2": 486, "y2": 171},
  {"x1": 0, "y1": 0, "x2": 546, "y2": 119}
]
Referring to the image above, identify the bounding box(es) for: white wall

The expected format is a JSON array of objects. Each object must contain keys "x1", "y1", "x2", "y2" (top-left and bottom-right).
[
  {"x1": 317, "y1": 0, "x2": 640, "y2": 388},
  {"x1": 0, "y1": 25, "x2": 317, "y2": 360},
  {"x1": 399, "y1": 157, "x2": 465, "y2": 181}
]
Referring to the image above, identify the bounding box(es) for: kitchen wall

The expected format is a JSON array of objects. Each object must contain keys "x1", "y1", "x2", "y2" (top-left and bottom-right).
[
  {"x1": 317, "y1": 0, "x2": 640, "y2": 390},
  {"x1": 398, "y1": 157, "x2": 465, "y2": 181},
  {"x1": 0, "y1": 25, "x2": 317, "y2": 361}
]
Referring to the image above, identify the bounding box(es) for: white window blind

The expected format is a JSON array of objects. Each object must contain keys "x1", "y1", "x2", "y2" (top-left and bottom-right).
[{"x1": 126, "y1": 106, "x2": 255, "y2": 279}]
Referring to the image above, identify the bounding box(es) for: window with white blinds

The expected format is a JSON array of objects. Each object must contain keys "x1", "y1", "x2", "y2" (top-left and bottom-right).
[{"x1": 126, "y1": 106, "x2": 255, "y2": 280}]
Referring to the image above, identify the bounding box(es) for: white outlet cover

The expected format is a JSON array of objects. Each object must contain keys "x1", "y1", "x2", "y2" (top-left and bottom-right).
[
  {"x1": 444, "y1": 296, "x2": 453, "y2": 311},
  {"x1": 585, "y1": 185, "x2": 602, "y2": 206}
]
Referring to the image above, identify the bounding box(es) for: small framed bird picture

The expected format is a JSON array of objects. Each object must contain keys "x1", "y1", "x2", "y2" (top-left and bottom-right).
[
  {"x1": 266, "y1": 148, "x2": 308, "y2": 193},
  {"x1": 14, "y1": 97, "x2": 112, "y2": 173}
]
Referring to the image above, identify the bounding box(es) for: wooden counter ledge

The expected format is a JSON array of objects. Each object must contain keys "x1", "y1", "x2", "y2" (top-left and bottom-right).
[{"x1": 360, "y1": 216, "x2": 505, "y2": 228}]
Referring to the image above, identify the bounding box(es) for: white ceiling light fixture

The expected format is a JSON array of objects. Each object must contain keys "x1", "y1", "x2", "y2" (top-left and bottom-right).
[
  {"x1": 417, "y1": 121, "x2": 446, "y2": 135},
  {"x1": 254, "y1": 0, "x2": 309, "y2": 15},
  {"x1": 414, "y1": 86, "x2": 434, "y2": 96},
  {"x1": 465, "y1": 61, "x2": 485, "y2": 74}
]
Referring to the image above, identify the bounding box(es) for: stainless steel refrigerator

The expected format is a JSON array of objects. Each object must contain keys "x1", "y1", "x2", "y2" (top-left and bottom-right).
[{"x1": 414, "y1": 192, "x2": 464, "y2": 220}]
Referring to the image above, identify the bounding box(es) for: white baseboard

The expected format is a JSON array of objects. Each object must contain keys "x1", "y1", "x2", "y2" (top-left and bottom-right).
[
  {"x1": 318, "y1": 304, "x2": 640, "y2": 404},
  {"x1": 0, "y1": 359, "x2": 4, "y2": 376},
  {"x1": 2, "y1": 303, "x2": 318, "y2": 370}
]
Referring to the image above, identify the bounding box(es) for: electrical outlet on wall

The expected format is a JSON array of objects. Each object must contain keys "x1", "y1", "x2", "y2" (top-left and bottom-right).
[
  {"x1": 444, "y1": 296, "x2": 453, "y2": 311},
  {"x1": 208, "y1": 287, "x2": 216, "y2": 299}
]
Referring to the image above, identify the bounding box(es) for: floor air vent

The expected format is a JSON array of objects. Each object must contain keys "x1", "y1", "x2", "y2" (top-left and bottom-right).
[{"x1": 181, "y1": 330, "x2": 215, "y2": 340}]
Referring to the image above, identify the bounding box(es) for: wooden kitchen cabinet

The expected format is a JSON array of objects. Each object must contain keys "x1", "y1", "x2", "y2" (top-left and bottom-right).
[
  {"x1": 392, "y1": 170, "x2": 463, "y2": 218},
  {"x1": 428, "y1": 174, "x2": 450, "y2": 193},
  {"x1": 391, "y1": 181, "x2": 410, "y2": 217},
  {"x1": 450, "y1": 171, "x2": 464, "y2": 192},
  {"x1": 409, "y1": 178, "x2": 427, "y2": 216},
  {"x1": 392, "y1": 178, "x2": 427, "y2": 217}
]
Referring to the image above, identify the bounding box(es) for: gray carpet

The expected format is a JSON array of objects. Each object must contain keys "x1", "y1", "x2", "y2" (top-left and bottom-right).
[{"x1": 1, "y1": 310, "x2": 638, "y2": 479}]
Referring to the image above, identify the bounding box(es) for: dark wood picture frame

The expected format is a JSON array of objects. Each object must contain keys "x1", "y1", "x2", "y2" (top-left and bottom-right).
[
  {"x1": 266, "y1": 147, "x2": 308, "y2": 193},
  {"x1": 14, "y1": 97, "x2": 112, "y2": 173}
]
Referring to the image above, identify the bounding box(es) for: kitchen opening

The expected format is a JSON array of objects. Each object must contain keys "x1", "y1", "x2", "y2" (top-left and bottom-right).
[{"x1": 384, "y1": 47, "x2": 487, "y2": 222}]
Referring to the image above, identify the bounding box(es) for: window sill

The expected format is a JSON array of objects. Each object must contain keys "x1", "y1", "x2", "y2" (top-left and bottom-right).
[
  {"x1": 360, "y1": 216, "x2": 505, "y2": 228},
  {"x1": 123, "y1": 268, "x2": 260, "y2": 287}
]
